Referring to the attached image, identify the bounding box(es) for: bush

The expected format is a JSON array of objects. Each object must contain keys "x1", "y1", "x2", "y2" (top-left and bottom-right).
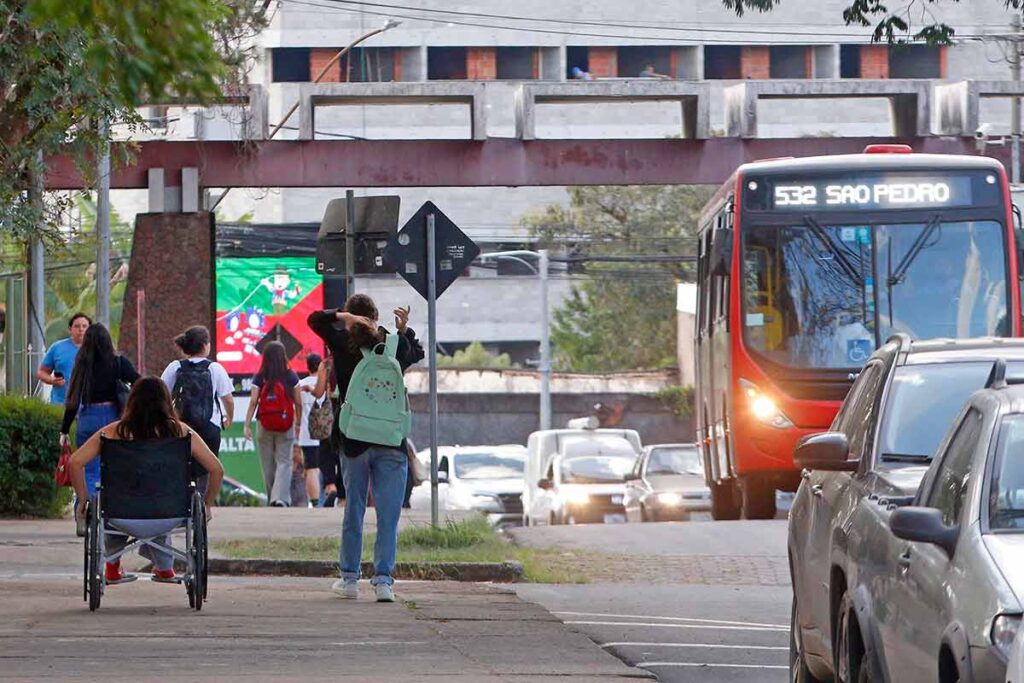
[
  {"x1": 656, "y1": 385, "x2": 695, "y2": 419},
  {"x1": 0, "y1": 396, "x2": 69, "y2": 517}
]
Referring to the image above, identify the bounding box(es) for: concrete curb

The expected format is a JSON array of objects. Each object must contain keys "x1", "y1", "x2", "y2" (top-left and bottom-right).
[{"x1": 207, "y1": 558, "x2": 524, "y2": 583}]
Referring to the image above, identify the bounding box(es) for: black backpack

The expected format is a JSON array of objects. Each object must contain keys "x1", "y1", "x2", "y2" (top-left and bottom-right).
[{"x1": 172, "y1": 360, "x2": 216, "y2": 427}]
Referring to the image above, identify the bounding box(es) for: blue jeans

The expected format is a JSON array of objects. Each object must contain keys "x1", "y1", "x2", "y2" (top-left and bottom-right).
[
  {"x1": 339, "y1": 446, "x2": 408, "y2": 586},
  {"x1": 77, "y1": 403, "x2": 119, "y2": 494}
]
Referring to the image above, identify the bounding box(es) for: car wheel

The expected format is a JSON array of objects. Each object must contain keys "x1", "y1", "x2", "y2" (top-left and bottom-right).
[
  {"x1": 790, "y1": 595, "x2": 825, "y2": 683},
  {"x1": 549, "y1": 511, "x2": 562, "y2": 525},
  {"x1": 741, "y1": 479, "x2": 777, "y2": 520},
  {"x1": 710, "y1": 479, "x2": 742, "y2": 520},
  {"x1": 834, "y1": 590, "x2": 874, "y2": 683}
]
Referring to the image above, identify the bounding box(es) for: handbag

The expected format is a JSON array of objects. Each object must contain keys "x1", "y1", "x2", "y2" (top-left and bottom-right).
[
  {"x1": 408, "y1": 449, "x2": 428, "y2": 487},
  {"x1": 54, "y1": 441, "x2": 73, "y2": 487},
  {"x1": 307, "y1": 357, "x2": 335, "y2": 440},
  {"x1": 113, "y1": 356, "x2": 132, "y2": 416}
]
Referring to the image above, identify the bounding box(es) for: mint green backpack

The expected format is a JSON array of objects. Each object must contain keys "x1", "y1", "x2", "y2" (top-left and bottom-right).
[{"x1": 337, "y1": 333, "x2": 411, "y2": 447}]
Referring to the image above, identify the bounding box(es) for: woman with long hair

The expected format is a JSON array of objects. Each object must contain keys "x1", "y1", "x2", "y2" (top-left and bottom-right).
[
  {"x1": 243, "y1": 340, "x2": 302, "y2": 506},
  {"x1": 60, "y1": 323, "x2": 139, "y2": 497},
  {"x1": 68, "y1": 377, "x2": 223, "y2": 583},
  {"x1": 307, "y1": 293, "x2": 424, "y2": 603}
]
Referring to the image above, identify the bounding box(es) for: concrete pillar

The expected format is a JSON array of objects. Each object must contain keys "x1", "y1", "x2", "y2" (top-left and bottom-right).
[
  {"x1": 813, "y1": 45, "x2": 840, "y2": 79},
  {"x1": 741, "y1": 46, "x2": 770, "y2": 80},
  {"x1": 539, "y1": 46, "x2": 564, "y2": 81},
  {"x1": 397, "y1": 46, "x2": 427, "y2": 82},
  {"x1": 674, "y1": 46, "x2": 703, "y2": 80},
  {"x1": 677, "y1": 283, "x2": 697, "y2": 387}
]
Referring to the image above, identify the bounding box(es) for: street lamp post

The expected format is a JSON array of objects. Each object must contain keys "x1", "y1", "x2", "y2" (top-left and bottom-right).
[
  {"x1": 478, "y1": 250, "x2": 552, "y2": 431},
  {"x1": 209, "y1": 19, "x2": 400, "y2": 213}
]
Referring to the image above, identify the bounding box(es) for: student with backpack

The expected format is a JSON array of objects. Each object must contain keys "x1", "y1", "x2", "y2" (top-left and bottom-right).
[
  {"x1": 307, "y1": 294, "x2": 424, "y2": 602},
  {"x1": 161, "y1": 326, "x2": 235, "y2": 495},
  {"x1": 243, "y1": 341, "x2": 302, "y2": 506}
]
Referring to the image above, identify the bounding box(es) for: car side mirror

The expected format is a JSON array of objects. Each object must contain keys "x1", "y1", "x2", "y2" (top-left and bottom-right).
[
  {"x1": 889, "y1": 507, "x2": 959, "y2": 556},
  {"x1": 537, "y1": 478, "x2": 554, "y2": 490},
  {"x1": 710, "y1": 228, "x2": 733, "y2": 276},
  {"x1": 437, "y1": 470, "x2": 449, "y2": 484},
  {"x1": 794, "y1": 432, "x2": 858, "y2": 471},
  {"x1": 624, "y1": 473, "x2": 640, "y2": 482}
]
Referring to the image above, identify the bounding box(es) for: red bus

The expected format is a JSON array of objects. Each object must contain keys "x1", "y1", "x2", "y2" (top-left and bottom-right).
[{"x1": 695, "y1": 145, "x2": 1021, "y2": 520}]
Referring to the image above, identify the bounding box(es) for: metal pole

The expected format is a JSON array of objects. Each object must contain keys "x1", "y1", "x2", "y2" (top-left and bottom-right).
[
  {"x1": 426, "y1": 213, "x2": 440, "y2": 527},
  {"x1": 345, "y1": 189, "x2": 356, "y2": 297},
  {"x1": 27, "y1": 151, "x2": 45, "y2": 392},
  {"x1": 538, "y1": 249, "x2": 551, "y2": 430},
  {"x1": 96, "y1": 117, "x2": 111, "y2": 326},
  {"x1": 1013, "y1": 14, "x2": 1022, "y2": 184}
]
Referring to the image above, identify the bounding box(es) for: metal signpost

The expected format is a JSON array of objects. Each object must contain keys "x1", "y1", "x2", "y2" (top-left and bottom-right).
[{"x1": 385, "y1": 201, "x2": 480, "y2": 526}]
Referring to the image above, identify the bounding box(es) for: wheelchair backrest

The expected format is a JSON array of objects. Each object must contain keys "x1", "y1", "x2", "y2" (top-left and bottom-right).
[{"x1": 99, "y1": 435, "x2": 193, "y2": 519}]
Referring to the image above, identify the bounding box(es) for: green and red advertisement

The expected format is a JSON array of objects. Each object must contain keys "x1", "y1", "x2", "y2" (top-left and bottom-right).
[{"x1": 214, "y1": 256, "x2": 323, "y2": 376}]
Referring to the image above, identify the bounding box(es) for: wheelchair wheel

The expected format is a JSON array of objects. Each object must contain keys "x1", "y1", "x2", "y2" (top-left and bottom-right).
[
  {"x1": 82, "y1": 506, "x2": 88, "y2": 602},
  {"x1": 87, "y1": 503, "x2": 102, "y2": 611},
  {"x1": 188, "y1": 493, "x2": 206, "y2": 611}
]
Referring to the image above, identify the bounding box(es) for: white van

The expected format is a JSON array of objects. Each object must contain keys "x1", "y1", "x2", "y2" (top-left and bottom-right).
[{"x1": 523, "y1": 429, "x2": 642, "y2": 526}]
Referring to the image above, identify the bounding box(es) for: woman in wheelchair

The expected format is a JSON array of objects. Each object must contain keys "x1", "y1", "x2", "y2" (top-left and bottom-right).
[{"x1": 69, "y1": 377, "x2": 223, "y2": 584}]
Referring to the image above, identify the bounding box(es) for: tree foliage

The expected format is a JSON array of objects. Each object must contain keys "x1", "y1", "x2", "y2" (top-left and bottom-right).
[
  {"x1": 0, "y1": 0, "x2": 267, "y2": 241},
  {"x1": 722, "y1": 0, "x2": 1024, "y2": 45},
  {"x1": 526, "y1": 185, "x2": 713, "y2": 373},
  {"x1": 438, "y1": 341, "x2": 514, "y2": 369}
]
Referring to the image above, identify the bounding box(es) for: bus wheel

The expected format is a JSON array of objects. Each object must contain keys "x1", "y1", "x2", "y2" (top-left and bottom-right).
[
  {"x1": 710, "y1": 479, "x2": 741, "y2": 520},
  {"x1": 741, "y1": 479, "x2": 777, "y2": 520}
]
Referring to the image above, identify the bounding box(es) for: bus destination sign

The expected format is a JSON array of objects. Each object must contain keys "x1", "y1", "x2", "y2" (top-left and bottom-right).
[{"x1": 746, "y1": 172, "x2": 998, "y2": 212}]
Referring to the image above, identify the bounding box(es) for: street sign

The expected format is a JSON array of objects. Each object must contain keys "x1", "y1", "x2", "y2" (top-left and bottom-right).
[
  {"x1": 316, "y1": 195, "x2": 400, "y2": 276},
  {"x1": 384, "y1": 201, "x2": 480, "y2": 301},
  {"x1": 254, "y1": 322, "x2": 302, "y2": 360}
]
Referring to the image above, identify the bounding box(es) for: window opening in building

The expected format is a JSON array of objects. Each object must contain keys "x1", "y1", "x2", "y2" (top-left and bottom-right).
[
  {"x1": 704, "y1": 46, "x2": 741, "y2": 79},
  {"x1": 618, "y1": 46, "x2": 673, "y2": 79},
  {"x1": 840, "y1": 44, "x2": 862, "y2": 78},
  {"x1": 769, "y1": 46, "x2": 807, "y2": 79},
  {"x1": 497, "y1": 47, "x2": 536, "y2": 80},
  {"x1": 428, "y1": 47, "x2": 468, "y2": 80},
  {"x1": 566, "y1": 46, "x2": 589, "y2": 80},
  {"x1": 341, "y1": 47, "x2": 395, "y2": 82},
  {"x1": 889, "y1": 45, "x2": 941, "y2": 78},
  {"x1": 271, "y1": 47, "x2": 311, "y2": 82}
]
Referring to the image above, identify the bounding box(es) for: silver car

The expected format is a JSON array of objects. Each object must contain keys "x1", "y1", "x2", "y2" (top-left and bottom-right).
[
  {"x1": 436, "y1": 446, "x2": 527, "y2": 525},
  {"x1": 624, "y1": 443, "x2": 710, "y2": 522}
]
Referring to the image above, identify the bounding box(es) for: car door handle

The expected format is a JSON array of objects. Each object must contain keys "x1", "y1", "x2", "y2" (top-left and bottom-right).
[
  {"x1": 811, "y1": 484, "x2": 823, "y2": 497},
  {"x1": 897, "y1": 549, "x2": 912, "y2": 569}
]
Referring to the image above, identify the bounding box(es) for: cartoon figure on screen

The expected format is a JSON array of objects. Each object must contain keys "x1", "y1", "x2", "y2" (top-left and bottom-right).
[
  {"x1": 261, "y1": 265, "x2": 302, "y2": 316},
  {"x1": 224, "y1": 307, "x2": 267, "y2": 358}
]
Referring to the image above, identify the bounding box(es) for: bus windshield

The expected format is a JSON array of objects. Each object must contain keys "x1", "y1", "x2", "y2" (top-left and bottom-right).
[{"x1": 742, "y1": 220, "x2": 1007, "y2": 369}]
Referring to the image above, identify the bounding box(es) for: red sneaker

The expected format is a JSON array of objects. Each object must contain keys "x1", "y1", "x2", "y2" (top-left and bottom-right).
[
  {"x1": 152, "y1": 568, "x2": 176, "y2": 583},
  {"x1": 104, "y1": 561, "x2": 137, "y2": 584}
]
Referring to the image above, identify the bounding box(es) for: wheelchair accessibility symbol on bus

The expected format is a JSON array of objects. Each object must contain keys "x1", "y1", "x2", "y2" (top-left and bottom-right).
[{"x1": 847, "y1": 339, "x2": 874, "y2": 364}]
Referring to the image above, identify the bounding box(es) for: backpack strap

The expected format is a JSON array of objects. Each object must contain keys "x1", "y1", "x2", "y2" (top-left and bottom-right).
[{"x1": 383, "y1": 332, "x2": 399, "y2": 359}]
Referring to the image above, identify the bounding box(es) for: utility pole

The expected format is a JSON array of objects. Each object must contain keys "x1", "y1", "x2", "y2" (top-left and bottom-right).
[
  {"x1": 27, "y1": 152, "x2": 45, "y2": 391},
  {"x1": 538, "y1": 249, "x2": 551, "y2": 430},
  {"x1": 345, "y1": 189, "x2": 356, "y2": 297},
  {"x1": 96, "y1": 118, "x2": 111, "y2": 326},
  {"x1": 1013, "y1": 13, "x2": 1022, "y2": 184}
]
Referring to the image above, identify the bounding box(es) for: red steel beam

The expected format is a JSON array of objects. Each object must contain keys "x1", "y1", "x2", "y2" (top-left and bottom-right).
[{"x1": 44, "y1": 138, "x2": 1005, "y2": 189}]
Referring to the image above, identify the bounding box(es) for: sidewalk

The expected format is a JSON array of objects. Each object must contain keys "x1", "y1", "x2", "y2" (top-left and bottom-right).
[{"x1": 0, "y1": 513, "x2": 649, "y2": 681}]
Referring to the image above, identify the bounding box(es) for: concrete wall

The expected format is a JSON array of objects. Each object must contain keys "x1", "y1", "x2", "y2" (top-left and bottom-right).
[{"x1": 409, "y1": 393, "x2": 694, "y2": 447}]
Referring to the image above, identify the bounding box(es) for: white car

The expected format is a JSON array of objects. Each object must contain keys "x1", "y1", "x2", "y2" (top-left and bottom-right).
[
  {"x1": 418, "y1": 446, "x2": 527, "y2": 525},
  {"x1": 1010, "y1": 621, "x2": 1024, "y2": 683}
]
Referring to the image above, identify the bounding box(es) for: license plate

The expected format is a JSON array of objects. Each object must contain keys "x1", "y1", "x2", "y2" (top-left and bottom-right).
[
  {"x1": 603, "y1": 513, "x2": 626, "y2": 524},
  {"x1": 611, "y1": 495, "x2": 623, "y2": 505}
]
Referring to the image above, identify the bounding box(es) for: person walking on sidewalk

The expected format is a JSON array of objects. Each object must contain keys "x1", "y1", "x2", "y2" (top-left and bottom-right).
[
  {"x1": 308, "y1": 294, "x2": 424, "y2": 602},
  {"x1": 37, "y1": 312, "x2": 91, "y2": 405},
  {"x1": 243, "y1": 341, "x2": 301, "y2": 506},
  {"x1": 60, "y1": 323, "x2": 140, "y2": 496},
  {"x1": 297, "y1": 353, "x2": 325, "y2": 506},
  {"x1": 161, "y1": 325, "x2": 235, "y2": 496}
]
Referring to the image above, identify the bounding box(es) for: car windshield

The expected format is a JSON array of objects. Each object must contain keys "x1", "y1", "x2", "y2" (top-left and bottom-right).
[
  {"x1": 990, "y1": 415, "x2": 1024, "y2": 531},
  {"x1": 453, "y1": 452, "x2": 525, "y2": 480},
  {"x1": 561, "y1": 455, "x2": 636, "y2": 484},
  {"x1": 743, "y1": 220, "x2": 1007, "y2": 369},
  {"x1": 647, "y1": 447, "x2": 703, "y2": 476},
  {"x1": 877, "y1": 362, "x2": 1024, "y2": 465}
]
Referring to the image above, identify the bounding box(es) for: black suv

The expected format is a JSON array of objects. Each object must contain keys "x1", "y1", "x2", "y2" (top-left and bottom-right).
[{"x1": 788, "y1": 335, "x2": 1024, "y2": 683}]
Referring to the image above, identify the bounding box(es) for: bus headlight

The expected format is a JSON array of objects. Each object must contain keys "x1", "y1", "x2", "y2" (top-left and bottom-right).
[{"x1": 739, "y1": 379, "x2": 794, "y2": 429}]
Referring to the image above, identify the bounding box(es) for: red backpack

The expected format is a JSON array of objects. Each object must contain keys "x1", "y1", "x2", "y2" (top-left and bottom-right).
[{"x1": 257, "y1": 378, "x2": 295, "y2": 432}]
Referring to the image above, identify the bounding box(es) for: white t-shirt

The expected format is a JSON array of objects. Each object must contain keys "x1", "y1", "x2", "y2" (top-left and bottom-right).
[
  {"x1": 161, "y1": 358, "x2": 234, "y2": 427},
  {"x1": 297, "y1": 375, "x2": 321, "y2": 447}
]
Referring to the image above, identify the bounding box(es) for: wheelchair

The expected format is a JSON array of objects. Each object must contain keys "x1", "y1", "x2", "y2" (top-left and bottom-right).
[{"x1": 83, "y1": 435, "x2": 208, "y2": 611}]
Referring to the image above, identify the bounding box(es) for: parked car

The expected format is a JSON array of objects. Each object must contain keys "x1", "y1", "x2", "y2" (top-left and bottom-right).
[
  {"x1": 523, "y1": 428, "x2": 641, "y2": 525},
  {"x1": 434, "y1": 445, "x2": 527, "y2": 525},
  {"x1": 788, "y1": 336, "x2": 1024, "y2": 683},
  {"x1": 1008, "y1": 625, "x2": 1024, "y2": 683},
  {"x1": 624, "y1": 443, "x2": 710, "y2": 522}
]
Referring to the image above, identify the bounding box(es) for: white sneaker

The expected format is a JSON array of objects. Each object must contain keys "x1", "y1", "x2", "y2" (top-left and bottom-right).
[
  {"x1": 331, "y1": 578, "x2": 358, "y2": 599},
  {"x1": 374, "y1": 583, "x2": 395, "y2": 603}
]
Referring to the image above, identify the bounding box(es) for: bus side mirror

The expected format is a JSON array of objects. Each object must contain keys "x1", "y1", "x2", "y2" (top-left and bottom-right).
[{"x1": 710, "y1": 228, "x2": 733, "y2": 277}]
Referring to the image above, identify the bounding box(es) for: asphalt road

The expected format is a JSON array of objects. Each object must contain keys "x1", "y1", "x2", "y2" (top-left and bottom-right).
[{"x1": 512, "y1": 518, "x2": 793, "y2": 683}]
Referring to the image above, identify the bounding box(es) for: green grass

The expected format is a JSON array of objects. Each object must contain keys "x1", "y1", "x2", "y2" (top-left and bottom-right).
[{"x1": 213, "y1": 516, "x2": 590, "y2": 584}]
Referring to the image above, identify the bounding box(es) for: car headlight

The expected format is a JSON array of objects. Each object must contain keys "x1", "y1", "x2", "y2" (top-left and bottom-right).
[
  {"x1": 656, "y1": 492, "x2": 683, "y2": 506},
  {"x1": 561, "y1": 489, "x2": 590, "y2": 505},
  {"x1": 739, "y1": 378, "x2": 794, "y2": 429},
  {"x1": 991, "y1": 614, "x2": 1021, "y2": 659}
]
